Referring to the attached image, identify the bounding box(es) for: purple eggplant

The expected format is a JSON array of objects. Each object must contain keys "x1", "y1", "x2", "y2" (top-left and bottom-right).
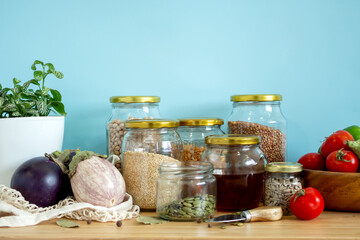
[{"x1": 10, "y1": 156, "x2": 72, "y2": 208}]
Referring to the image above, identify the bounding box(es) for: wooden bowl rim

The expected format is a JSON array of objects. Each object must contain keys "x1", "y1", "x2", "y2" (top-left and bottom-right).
[{"x1": 303, "y1": 169, "x2": 360, "y2": 176}]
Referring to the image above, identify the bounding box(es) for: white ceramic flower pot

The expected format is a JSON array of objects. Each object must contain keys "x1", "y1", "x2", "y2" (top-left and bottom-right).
[{"x1": 0, "y1": 116, "x2": 65, "y2": 186}]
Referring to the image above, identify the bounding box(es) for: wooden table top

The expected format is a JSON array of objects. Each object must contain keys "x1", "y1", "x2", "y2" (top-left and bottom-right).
[{"x1": 0, "y1": 211, "x2": 359, "y2": 239}]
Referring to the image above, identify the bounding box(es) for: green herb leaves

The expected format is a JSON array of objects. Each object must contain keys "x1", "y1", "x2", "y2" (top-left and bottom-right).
[
  {"x1": 136, "y1": 216, "x2": 168, "y2": 225},
  {"x1": 0, "y1": 60, "x2": 66, "y2": 118},
  {"x1": 56, "y1": 219, "x2": 79, "y2": 228}
]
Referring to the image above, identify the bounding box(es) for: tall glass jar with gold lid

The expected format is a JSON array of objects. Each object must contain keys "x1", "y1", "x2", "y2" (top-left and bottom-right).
[
  {"x1": 227, "y1": 94, "x2": 286, "y2": 163},
  {"x1": 121, "y1": 119, "x2": 182, "y2": 210},
  {"x1": 177, "y1": 118, "x2": 224, "y2": 162},
  {"x1": 201, "y1": 134, "x2": 266, "y2": 211},
  {"x1": 106, "y1": 96, "x2": 161, "y2": 172}
]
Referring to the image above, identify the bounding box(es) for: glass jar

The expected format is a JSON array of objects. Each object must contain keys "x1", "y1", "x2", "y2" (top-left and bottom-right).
[
  {"x1": 156, "y1": 161, "x2": 216, "y2": 221},
  {"x1": 177, "y1": 118, "x2": 225, "y2": 162},
  {"x1": 201, "y1": 134, "x2": 266, "y2": 211},
  {"x1": 121, "y1": 119, "x2": 182, "y2": 210},
  {"x1": 264, "y1": 162, "x2": 303, "y2": 215},
  {"x1": 106, "y1": 96, "x2": 161, "y2": 172},
  {"x1": 227, "y1": 94, "x2": 286, "y2": 163}
]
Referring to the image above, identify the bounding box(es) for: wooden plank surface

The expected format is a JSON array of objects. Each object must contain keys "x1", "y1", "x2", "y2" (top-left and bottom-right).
[{"x1": 0, "y1": 211, "x2": 360, "y2": 239}]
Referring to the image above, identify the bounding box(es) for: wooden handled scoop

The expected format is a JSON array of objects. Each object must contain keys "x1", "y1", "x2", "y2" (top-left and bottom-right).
[{"x1": 206, "y1": 206, "x2": 283, "y2": 223}]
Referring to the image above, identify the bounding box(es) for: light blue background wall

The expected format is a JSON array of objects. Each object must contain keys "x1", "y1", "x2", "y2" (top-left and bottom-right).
[{"x1": 1, "y1": 0, "x2": 359, "y2": 162}]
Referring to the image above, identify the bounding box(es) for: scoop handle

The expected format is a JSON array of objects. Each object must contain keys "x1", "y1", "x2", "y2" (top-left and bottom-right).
[{"x1": 242, "y1": 206, "x2": 283, "y2": 222}]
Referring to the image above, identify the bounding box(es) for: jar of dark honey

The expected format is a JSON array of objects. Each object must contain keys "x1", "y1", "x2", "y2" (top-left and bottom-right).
[{"x1": 200, "y1": 134, "x2": 266, "y2": 211}]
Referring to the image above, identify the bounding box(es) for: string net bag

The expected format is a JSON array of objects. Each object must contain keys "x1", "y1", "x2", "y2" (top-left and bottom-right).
[{"x1": 0, "y1": 185, "x2": 140, "y2": 227}]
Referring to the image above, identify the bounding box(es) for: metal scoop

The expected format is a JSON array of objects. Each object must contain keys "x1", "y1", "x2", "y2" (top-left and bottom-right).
[{"x1": 206, "y1": 206, "x2": 283, "y2": 223}]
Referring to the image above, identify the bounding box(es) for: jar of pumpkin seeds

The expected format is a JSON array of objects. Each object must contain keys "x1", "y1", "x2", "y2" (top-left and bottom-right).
[
  {"x1": 106, "y1": 96, "x2": 161, "y2": 172},
  {"x1": 156, "y1": 161, "x2": 217, "y2": 221},
  {"x1": 264, "y1": 162, "x2": 303, "y2": 215}
]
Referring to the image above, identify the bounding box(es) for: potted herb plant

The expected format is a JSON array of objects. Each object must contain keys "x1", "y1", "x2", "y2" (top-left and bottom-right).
[{"x1": 0, "y1": 60, "x2": 66, "y2": 186}]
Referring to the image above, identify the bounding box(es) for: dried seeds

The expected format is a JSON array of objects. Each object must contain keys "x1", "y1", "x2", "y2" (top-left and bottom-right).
[
  {"x1": 182, "y1": 144, "x2": 206, "y2": 162},
  {"x1": 123, "y1": 151, "x2": 179, "y2": 209},
  {"x1": 158, "y1": 194, "x2": 216, "y2": 221},
  {"x1": 264, "y1": 175, "x2": 302, "y2": 214},
  {"x1": 228, "y1": 121, "x2": 286, "y2": 163},
  {"x1": 107, "y1": 117, "x2": 153, "y2": 172},
  {"x1": 116, "y1": 220, "x2": 122, "y2": 227}
]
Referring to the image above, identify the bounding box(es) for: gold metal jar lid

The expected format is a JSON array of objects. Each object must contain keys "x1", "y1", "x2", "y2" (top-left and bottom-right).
[
  {"x1": 110, "y1": 96, "x2": 160, "y2": 103},
  {"x1": 178, "y1": 118, "x2": 224, "y2": 126},
  {"x1": 265, "y1": 162, "x2": 303, "y2": 173},
  {"x1": 231, "y1": 94, "x2": 282, "y2": 102},
  {"x1": 125, "y1": 119, "x2": 179, "y2": 128},
  {"x1": 205, "y1": 134, "x2": 260, "y2": 145}
]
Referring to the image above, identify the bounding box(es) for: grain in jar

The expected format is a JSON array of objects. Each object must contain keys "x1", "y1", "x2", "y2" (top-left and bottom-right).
[
  {"x1": 122, "y1": 119, "x2": 182, "y2": 210},
  {"x1": 227, "y1": 94, "x2": 286, "y2": 163},
  {"x1": 106, "y1": 96, "x2": 161, "y2": 172},
  {"x1": 177, "y1": 118, "x2": 224, "y2": 162}
]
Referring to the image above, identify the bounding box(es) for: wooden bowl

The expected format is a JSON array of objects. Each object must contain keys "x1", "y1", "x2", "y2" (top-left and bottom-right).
[{"x1": 303, "y1": 169, "x2": 360, "y2": 212}]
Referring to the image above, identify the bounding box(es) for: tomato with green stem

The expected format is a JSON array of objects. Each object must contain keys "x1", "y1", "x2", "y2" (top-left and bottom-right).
[
  {"x1": 320, "y1": 130, "x2": 354, "y2": 158},
  {"x1": 290, "y1": 187, "x2": 324, "y2": 220},
  {"x1": 326, "y1": 149, "x2": 359, "y2": 173}
]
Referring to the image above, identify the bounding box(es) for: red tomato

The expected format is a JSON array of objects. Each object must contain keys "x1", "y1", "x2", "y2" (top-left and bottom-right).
[
  {"x1": 320, "y1": 130, "x2": 354, "y2": 158},
  {"x1": 290, "y1": 187, "x2": 324, "y2": 220},
  {"x1": 326, "y1": 149, "x2": 359, "y2": 173},
  {"x1": 298, "y1": 153, "x2": 325, "y2": 170}
]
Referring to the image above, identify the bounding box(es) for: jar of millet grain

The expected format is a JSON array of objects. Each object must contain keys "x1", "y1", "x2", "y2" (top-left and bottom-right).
[
  {"x1": 106, "y1": 96, "x2": 161, "y2": 172},
  {"x1": 177, "y1": 118, "x2": 224, "y2": 162},
  {"x1": 121, "y1": 119, "x2": 182, "y2": 210},
  {"x1": 227, "y1": 94, "x2": 286, "y2": 163}
]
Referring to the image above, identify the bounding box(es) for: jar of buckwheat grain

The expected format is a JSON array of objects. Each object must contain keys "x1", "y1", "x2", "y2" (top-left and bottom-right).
[
  {"x1": 264, "y1": 162, "x2": 303, "y2": 215},
  {"x1": 177, "y1": 118, "x2": 224, "y2": 162},
  {"x1": 227, "y1": 94, "x2": 286, "y2": 163},
  {"x1": 106, "y1": 96, "x2": 161, "y2": 172},
  {"x1": 122, "y1": 119, "x2": 182, "y2": 210}
]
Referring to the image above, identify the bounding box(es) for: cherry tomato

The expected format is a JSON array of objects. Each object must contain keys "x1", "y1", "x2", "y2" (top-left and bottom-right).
[
  {"x1": 326, "y1": 149, "x2": 359, "y2": 173},
  {"x1": 298, "y1": 153, "x2": 325, "y2": 170},
  {"x1": 290, "y1": 187, "x2": 324, "y2": 220},
  {"x1": 320, "y1": 130, "x2": 354, "y2": 158}
]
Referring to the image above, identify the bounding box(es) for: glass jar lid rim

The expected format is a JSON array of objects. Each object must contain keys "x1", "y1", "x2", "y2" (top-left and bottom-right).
[
  {"x1": 110, "y1": 96, "x2": 160, "y2": 103},
  {"x1": 125, "y1": 119, "x2": 179, "y2": 128},
  {"x1": 231, "y1": 94, "x2": 282, "y2": 102},
  {"x1": 178, "y1": 118, "x2": 224, "y2": 126},
  {"x1": 265, "y1": 162, "x2": 303, "y2": 173},
  {"x1": 205, "y1": 134, "x2": 260, "y2": 145},
  {"x1": 159, "y1": 161, "x2": 213, "y2": 172}
]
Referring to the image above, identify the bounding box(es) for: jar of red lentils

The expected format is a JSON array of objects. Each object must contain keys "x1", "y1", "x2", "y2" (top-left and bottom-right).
[{"x1": 177, "y1": 118, "x2": 224, "y2": 161}]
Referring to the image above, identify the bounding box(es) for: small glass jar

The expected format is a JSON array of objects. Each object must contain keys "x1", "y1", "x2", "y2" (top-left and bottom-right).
[
  {"x1": 156, "y1": 161, "x2": 216, "y2": 221},
  {"x1": 106, "y1": 96, "x2": 161, "y2": 171},
  {"x1": 227, "y1": 94, "x2": 286, "y2": 163},
  {"x1": 264, "y1": 162, "x2": 303, "y2": 215},
  {"x1": 121, "y1": 119, "x2": 182, "y2": 210},
  {"x1": 201, "y1": 134, "x2": 266, "y2": 211},
  {"x1": 177, "y1": 118, "x2": 225, "y2": 162}
]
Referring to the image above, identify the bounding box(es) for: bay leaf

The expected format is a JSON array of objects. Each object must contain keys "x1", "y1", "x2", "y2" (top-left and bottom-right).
[
  {"x1": 136, "y1": 215, "x2": 168, "y2": 225},
  {"x1": 56, "y1": 219, "x2": 79, "y2": 228}
]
